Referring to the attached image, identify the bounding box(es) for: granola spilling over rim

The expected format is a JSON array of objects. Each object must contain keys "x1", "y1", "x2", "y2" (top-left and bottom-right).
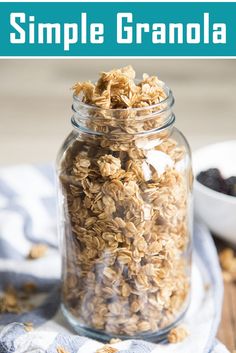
[
  {"x1": 72, "y1": 65, "x2": 173, "y2": 135},
  {"x1": 59, "y1": 66, "x2": 192, "y2": 337},
  {"x1": 73, "y1": 65, "x2": 167, "y2": 109}
]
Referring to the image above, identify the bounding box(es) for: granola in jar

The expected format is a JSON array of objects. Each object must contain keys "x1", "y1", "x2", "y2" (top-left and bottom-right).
[{"x1": 57, "y1": 66, "x2": 193, "y2": 341}]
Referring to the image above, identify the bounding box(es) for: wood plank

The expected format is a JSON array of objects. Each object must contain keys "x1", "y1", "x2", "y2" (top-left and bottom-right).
[
  {"x1": 218, "y1": 281, "x2": 236, "y2": 351},
  {"x1": 216, "y1": 237, "x2": 236, "y2": 352},
  {"x1": 229, "y1": 280, "x2": 236, "y2": 349}
]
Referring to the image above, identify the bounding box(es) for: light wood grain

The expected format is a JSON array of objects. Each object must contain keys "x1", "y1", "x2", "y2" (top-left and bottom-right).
[
  {"x1": 218, "y1": 281, "x2": 236, "y2": 351},
  {"x1": 216, "y1": 237, "x2": 236, "y2": 352}
]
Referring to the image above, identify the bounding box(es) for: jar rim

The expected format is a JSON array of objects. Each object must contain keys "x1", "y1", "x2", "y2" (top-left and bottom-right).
[{"x1": 72, "y1": 82, "x2": 174, "y2": 115}]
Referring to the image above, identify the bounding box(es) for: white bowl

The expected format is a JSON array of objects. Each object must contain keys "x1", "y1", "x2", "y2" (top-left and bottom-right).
[{"x1": 193, "y1": 140, "x2": 236, "y2": 245}]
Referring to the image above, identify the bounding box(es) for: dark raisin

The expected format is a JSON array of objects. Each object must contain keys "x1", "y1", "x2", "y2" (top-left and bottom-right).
[
  {"x1": 225, "y1": 176, "x2": 236, "y2": 197},
  {"x1": 196, "y1": 168, "x2": 228, "y2": 194}
]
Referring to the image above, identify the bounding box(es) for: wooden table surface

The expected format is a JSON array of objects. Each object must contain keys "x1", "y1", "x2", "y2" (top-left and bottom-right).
[
  {"x1": 216, "y1": 239, "x2": 236, "y2": 353},
  {"x1": 218, "y1": 281, "x2": 236, "y2": 352}
]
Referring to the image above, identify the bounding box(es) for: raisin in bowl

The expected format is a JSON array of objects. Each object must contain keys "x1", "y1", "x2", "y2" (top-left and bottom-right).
[{"x1": 193, "y1": 140, "x2": 236, "y2": 246}]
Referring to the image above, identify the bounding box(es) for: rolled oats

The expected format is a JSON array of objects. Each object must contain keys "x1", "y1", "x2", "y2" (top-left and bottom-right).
[
  {"x1": 96, "y1": 346, "x2": 118, "y2": 353},
  {"x1": 219, "y1": 248, "x2": 236, "y2": 282},
  {"x1": 22, "y1": 282, "x2": 38, "y2": 294},
  {"x1": 24, "y1": 322, "x2": 34, "y2": 332},
  {"x1": 109, "y1": 338, "x2": 122, "y2": 344},
  {"x1": 0, "y1": 284, "x2": 36, "y2": 314},
  {"x1": 167, "y1": 325, "x2": 189, "y2": 343},
  {"x1": 28, "y1": 243, "x2": 48, "y2": 259},
  {"x1": 57, "y1": 347, "x2": 70, "y2": 353},
  {"x1": 58, "y1": 66, "x2": 192, "y2": 338}
]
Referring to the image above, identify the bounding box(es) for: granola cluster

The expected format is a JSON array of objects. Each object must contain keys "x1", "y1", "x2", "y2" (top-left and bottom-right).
[
  {"x1": 58, "y1": 66, "x2": 191, "y2": 338},
  {"x1": 73, "y1": 65, "x2": 166, "y2": 110},
  {"x1": 96, "y1": 346, "x2": 118, "y2": 353},
  {"x1": 219, "y1": 248, "x2": 236, "y2": 282},
  {"x1": 24, "y1": 322, "x2": 34, "y2": 332},
  {"x1": 72, "y1": 65, "x2": 172, "y2": 136},
  {"x1": 57, "y1": 347, "x2": 70, "y2": 353},
  {"x1": 0, "y1": 283, "x2": 37, "y2": 314},
  {"x1": 167, "y1": 325, "x2": 189, "y2": 343},
  {"x1": 28, "y1": 243, "x2": 48, "y2": 259}
]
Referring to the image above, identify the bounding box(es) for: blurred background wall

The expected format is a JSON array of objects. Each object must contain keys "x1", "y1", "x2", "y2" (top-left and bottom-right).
[{"x1": 0, "y1": 59, "x2": 235, "y2": 165}]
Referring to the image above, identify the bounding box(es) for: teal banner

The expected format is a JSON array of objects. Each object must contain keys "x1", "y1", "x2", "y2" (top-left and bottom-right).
[{"x1": 0, "y1": 2, "x2": 236, "y2": 57}]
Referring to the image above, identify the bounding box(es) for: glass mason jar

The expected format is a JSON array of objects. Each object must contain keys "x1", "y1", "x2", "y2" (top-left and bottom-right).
[{"x1": 56, "y1": 82, "x2": 193, "y2": 342}]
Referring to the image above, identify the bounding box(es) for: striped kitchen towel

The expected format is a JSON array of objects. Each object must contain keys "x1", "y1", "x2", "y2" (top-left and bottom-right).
[{"x1": 0, "y1": 164, "x2": 229, "y2": 353}]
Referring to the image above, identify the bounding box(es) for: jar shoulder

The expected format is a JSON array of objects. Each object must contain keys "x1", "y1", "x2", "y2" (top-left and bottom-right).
[
  {"x1": 171, "y1": 127, "x2": 192, "y2": 158},
  {"x1": 56, "y1": 130, "x2": 77, "y2": 169},
  {"x1": 56, "y1": 127, "x2": 192, "y2": 168}
]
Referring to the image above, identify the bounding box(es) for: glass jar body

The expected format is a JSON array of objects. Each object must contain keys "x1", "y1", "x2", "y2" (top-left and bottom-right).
[{"x1": 57, "y1": 111, "x2": 193, "y2": 341}]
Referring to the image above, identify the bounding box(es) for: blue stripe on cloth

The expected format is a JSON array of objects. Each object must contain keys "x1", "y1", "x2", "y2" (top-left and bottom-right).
[
  {"x1": 119, "y1": 341, "x2": 154, "y2": 353},
  {"x1": 46, "y1": 333, "x2": 88, "y2": 353},
  {"x1": 0, "y1": 323, "x2": 25, "y2": 353},
  {"x1": 0, "y1": 272, "x2": 59, "y2": 292},
  {"x1": 1, "y1": 203, "x2": 57, "y2": 248},
  {"x1": 0, "y1": 323, "x2": 88, "y2": 353}
]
